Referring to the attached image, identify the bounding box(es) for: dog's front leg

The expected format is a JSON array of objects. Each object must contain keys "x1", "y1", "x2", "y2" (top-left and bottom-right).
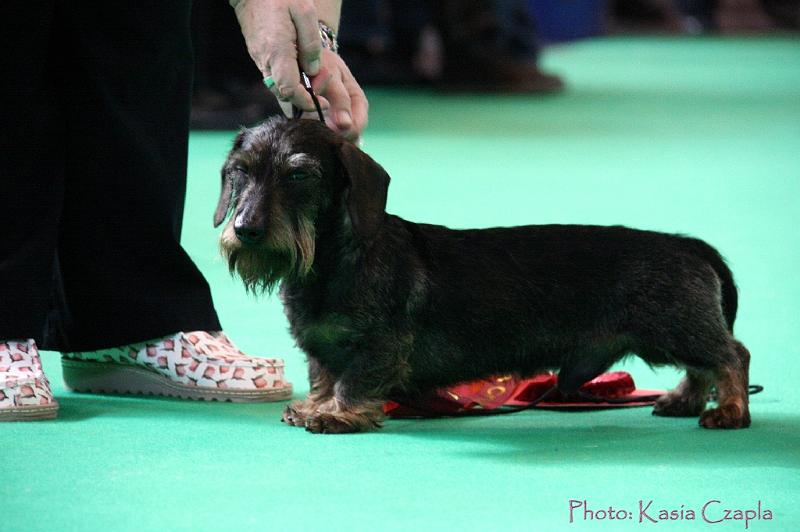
[
  {"x1": 303, "y1": 395, "x2": 385, "y2": 434},
  {"x1": 303, "y1": 351, "x2": 403, "y2": 434},
  {"x1": 282, "y1": 357, "x2": 335, "y2": 427}
]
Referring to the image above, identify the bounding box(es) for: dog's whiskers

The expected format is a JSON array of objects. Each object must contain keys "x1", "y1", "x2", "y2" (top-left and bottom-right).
[{"x1": 226, "y1": 248, "x2": 240, "y2": 273}]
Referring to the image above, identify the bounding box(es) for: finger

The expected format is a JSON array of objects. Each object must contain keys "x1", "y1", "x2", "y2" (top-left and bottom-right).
[
  {"x1": 343, "y1": 75, "x2": 369, "y2": 138},
  {"x1": 276, "y1": 78, "x2": 328, "y2": 119},
  {"x1": 289, "y1": 2, "x2": 322, "y2": 76},
  {"x1": 314, "y1": 95, "x2": 330, "y2": 111},
  {"x1": 291, "y1": 95, "x2": 331, "y2": 121},
  {"x1": 319, "y1": 73, "x2": 354, "y2": 134},
  {"x1": 277, "y1": 100, "x2": 293, "y2": 118},
  {"x1": 268, "y1": 47, "x2": 315, "y2": 111},
  {"x1": 310, "y1": 66, "x2": 334, "y2": 97}
]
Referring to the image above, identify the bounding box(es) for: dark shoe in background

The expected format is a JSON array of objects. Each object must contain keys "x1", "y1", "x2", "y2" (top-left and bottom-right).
[
  {"x1": 433, "y1": 0, "x2": 564, "y2": 93},
  {"x1": 437, "y1": 52, "x2": 564, "y2": 93}
]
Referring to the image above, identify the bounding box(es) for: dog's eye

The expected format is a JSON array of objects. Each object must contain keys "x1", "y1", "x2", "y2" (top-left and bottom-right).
[
  {"x1": 234, "y1": 165, "x2": 248, "y2": 174},
  {"x1": 287, "y1": 170, "x2": 312, "y2": 181}
]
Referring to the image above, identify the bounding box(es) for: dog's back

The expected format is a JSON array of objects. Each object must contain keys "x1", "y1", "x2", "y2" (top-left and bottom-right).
[{"x1": 376, "y1": 217, "x2": 737, "y2": 391}]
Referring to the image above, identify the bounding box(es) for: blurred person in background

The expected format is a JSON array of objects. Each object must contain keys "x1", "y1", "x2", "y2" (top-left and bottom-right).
[
  {"x1": 608, "y1": 0, "x2": 798, "y2": 34},
  {"x1": 338, "y1": 0, "x2": 564, "y2": 92},
  {"x1": 190, "y1": 0, "x2": 798, "y2": 130}
]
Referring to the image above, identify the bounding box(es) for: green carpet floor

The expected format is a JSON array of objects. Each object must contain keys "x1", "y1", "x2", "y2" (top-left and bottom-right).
[{"x1": 4, "y1": 37, "x2": 799, "y2": 531}]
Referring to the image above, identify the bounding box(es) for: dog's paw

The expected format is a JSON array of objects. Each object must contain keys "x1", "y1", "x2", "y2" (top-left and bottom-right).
[
  {"x1": 699, "y1": 404, "x2": 751, "y2": 429},
  {"x1": 304, "y1": 412, "x2": 364, "y2": 434},
  {"x1": 282, "y1": 401, "x2": 312, "y2": 427},
  {"x1": 652, "y1": 392, "x2": 706, "y2": 417}
]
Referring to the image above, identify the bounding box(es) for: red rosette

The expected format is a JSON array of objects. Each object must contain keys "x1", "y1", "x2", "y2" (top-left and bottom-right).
[
  {"x1": 579, "y1": 371, "x2": 636, "y2": 398},
  {"x1": 384, "y1": 371, "x2": 665, "y2": 418}
]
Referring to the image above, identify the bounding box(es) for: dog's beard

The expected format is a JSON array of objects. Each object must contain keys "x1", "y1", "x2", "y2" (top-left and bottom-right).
[
  {"x1": 221, "y1": 216, "x2": 316, "y2": 295},
  {"x1": 225, "y1": 246, "x2": 290, "y2": 294}
]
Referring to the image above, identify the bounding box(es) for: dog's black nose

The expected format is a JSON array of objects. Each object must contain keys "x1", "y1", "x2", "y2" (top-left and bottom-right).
[{"x1": 234, "y1": 222, "x2": 265, "y2": 245}]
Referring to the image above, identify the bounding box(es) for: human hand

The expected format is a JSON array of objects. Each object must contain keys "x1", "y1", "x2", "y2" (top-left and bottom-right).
[
  {"x1": 305, "y1": 48, "x2": 368, "y2": 141},
  {"x1": 232, "y1": 0, "x2": 368, "y2": 141}
]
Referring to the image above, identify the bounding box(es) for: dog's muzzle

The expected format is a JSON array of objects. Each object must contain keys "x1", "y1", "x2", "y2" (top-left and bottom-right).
[{"x1": 233, "y1": 212, "x2": 265, "y2": 246}]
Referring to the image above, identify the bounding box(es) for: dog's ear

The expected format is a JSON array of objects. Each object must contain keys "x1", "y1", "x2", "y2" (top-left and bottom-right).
[
  {"x1": 213, "y1": 168, "x2": 233, "y2": 228},
  {"x1": 214, "y1": 130, "x2": 246, "y2": 227},
  {"x1": 338, "y1": 142, "x2": 390, "y2": 241}
]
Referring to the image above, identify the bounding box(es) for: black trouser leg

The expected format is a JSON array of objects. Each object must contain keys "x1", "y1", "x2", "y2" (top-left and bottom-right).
[
  {"x1": 52, "y1": 1, "x2": 220, "y2": 351},
  {"x1": 1, "y1": 1, "x2": 222, "y2": 350},
  {"x1": 0, "y1": 1, "x2": 66, "y2": 343}
]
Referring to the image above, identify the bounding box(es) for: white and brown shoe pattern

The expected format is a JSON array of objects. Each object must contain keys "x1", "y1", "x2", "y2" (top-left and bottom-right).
[
  {"x1": 0, "y1": 339, "x2": 59, "y2": 421},
  {"x1": 62, "y1": 331, "x2": 292, "y2": 402}
]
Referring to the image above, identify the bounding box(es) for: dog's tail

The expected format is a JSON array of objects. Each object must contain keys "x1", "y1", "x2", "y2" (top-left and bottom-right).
[{"x1": 682, "y1": 236, "x2": 738, "y2": 331}]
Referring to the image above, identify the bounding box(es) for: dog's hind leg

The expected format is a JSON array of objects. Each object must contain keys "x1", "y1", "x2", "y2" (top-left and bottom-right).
[
  {"x1": 636, "y1": 267, "x2": 750, "y2": 428},
  {"x1": 282, "y1": 357, "x2": 335, "y2": 427},
  {"x1": 653, "y1": 369, "x2": 712, "y2": 417},
  {"x1": 699, "y1": 340, "x2": 751, "y2": 429}
]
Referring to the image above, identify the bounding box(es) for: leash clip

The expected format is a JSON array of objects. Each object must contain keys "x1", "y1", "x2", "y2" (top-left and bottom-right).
[{"x1": 292, "y1": 69, "x2": 326, "y2": 125}]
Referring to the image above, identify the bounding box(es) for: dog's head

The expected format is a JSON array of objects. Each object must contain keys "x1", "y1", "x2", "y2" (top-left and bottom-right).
[{"x1": 215, "y1": 116, "x2": 390, "y2": 293}]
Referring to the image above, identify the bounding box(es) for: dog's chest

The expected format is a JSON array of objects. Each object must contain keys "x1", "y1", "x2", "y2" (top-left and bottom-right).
[{"x1": 289, "y1": 309, "x2": 357, "y2": 359}]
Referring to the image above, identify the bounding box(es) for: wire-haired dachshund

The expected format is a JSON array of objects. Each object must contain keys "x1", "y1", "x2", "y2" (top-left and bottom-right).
[{"x1": 215, "y1": 117, "x2": 751, "y2": 434}]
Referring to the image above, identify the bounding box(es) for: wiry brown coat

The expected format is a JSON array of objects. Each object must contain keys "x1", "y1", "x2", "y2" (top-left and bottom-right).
[{"x1": 216, "y1": 117, "x2": 751, "y2": 434}]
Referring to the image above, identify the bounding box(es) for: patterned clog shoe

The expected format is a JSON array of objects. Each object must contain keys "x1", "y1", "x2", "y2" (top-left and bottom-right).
[
  {"x1": 1, "y1": 339, "x2": 59, "y2": 421},
  {"x1": 61, "y1": 331, "x2": 291, "y2": 402}
]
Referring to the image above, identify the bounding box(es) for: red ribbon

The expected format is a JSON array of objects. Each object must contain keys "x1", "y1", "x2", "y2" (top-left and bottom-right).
[{"x1": 384, "y1": 371, "x2": 656, "y2": 418}]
